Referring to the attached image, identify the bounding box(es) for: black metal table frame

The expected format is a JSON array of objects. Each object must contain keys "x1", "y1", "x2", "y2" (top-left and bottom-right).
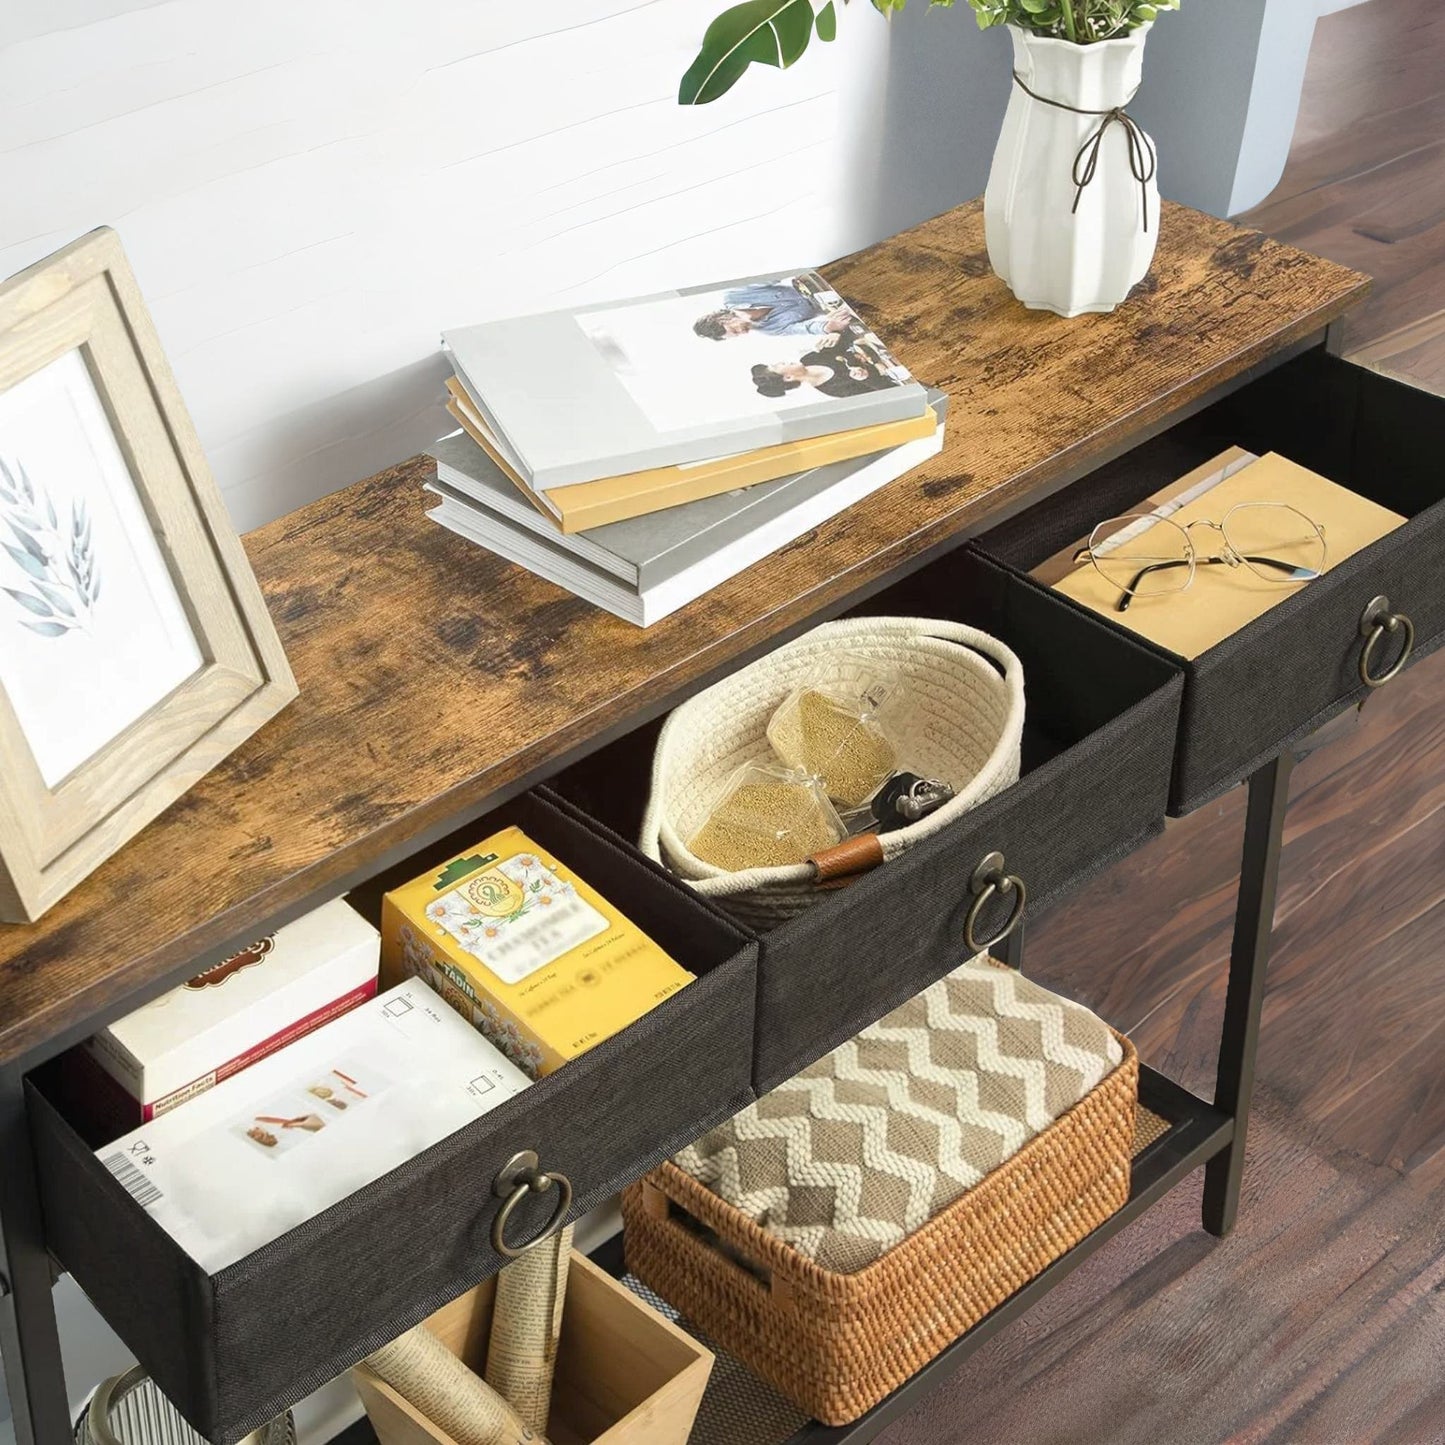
[
  {"x1": 778, "y1": 746, "x2": 1296, "y2": 1444},
  {"x1": 0, "y1": 328, "x2": 1339, "y2": 1445},
  {"x1": 0, "y1": 747, "x2": 1297, "y2": 1445}
]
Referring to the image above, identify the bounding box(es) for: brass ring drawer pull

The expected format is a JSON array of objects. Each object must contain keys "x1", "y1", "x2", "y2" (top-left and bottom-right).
[
  {"x1": 1358, "y1": 594, "x2": 1415, "y2": 690},
  {"x1": 964, "y1": 850, "x2": 1028, "y2": 953},
  {"x1": 491, "y1": 1150, "x2": 573, "y2": 1259}
]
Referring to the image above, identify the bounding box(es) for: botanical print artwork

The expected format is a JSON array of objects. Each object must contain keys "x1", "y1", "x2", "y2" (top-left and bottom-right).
[
  {"x1": 0, "y1": 455, "x2": 102, "y2": 638},
  {"x1": 0, "y1": 349, "x2": 203, "y2": 788}
]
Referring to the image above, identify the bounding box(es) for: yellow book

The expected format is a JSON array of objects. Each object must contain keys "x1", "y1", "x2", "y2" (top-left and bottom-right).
[
  {"x1": 444, "y1": 377, "x2": 938, "y2": 533},
  {"x1": 381, "y1": 826, "x2": 693, "y2": 1077}
]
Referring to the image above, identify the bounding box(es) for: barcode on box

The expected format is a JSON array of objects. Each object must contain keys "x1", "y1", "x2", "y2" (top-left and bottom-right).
[{"x1": 102, "y1": 1153, "x2": 163, "y2": 1208}]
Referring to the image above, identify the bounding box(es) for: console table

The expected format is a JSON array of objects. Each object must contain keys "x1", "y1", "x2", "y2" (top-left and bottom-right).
[{"x1": 8, "y1": 199, "x2": 1431, "y2": 1445}]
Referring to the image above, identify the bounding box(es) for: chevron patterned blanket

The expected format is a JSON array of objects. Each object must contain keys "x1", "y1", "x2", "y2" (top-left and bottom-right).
[{"x1": 673, "y1": 958, "x2": 1125, "y2": 1272}]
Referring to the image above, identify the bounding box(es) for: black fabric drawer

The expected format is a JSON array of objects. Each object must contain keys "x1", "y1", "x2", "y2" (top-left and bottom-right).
[
  {"x1": 26, "y1": 788, "x2": 755, "y2": 1444},
  {"x1": 552, "y1": 549, "x2": 1182, "y2": 1093},
  {"x1": 976, "y1": 349, "x2": 1445, "y2": 814}
]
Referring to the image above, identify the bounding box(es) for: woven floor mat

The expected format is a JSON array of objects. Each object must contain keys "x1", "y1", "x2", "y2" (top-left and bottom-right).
[
  {"x1": 625, "y1": 1093, "x2": 1177, "y2": 1445},
  {"x1": 1134, "y1": 1104, "x2": 1171, "y2": 1155},
  {"x1": 622, "y1": 1274, "x2": 810, "y2": 1445}
]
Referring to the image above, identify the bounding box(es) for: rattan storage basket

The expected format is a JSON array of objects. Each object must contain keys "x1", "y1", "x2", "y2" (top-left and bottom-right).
[
  {"x1": 622, "y1": 1035, "x2": 1137, "y2": 1426},
  {"x1": 639, "y1": 616, "x2": 1025, "y2": 928}
]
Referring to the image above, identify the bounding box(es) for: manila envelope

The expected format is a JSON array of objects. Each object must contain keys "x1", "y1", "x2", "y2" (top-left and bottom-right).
[
  {"x1": 1052, "y1": 452, "x2": 1405, "y2": 660},
  {"x1": 1032, "y1": 447, "x2": 1257, "y2": 587}
]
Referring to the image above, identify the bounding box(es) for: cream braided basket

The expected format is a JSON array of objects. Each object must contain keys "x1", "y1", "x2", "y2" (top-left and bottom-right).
[{"x1": 639, "y1": 616, "x2": 1025, "y2": 927}]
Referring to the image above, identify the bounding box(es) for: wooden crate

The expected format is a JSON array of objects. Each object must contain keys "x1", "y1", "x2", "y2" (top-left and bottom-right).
[{"x1": 352, "y1": 1251, "x2": 712, "y2": 1445}]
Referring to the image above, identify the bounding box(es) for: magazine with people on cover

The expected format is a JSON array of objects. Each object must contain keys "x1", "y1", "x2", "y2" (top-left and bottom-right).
[{"x1": 443, "y1": 270, "x2": 927, "y2": 490}]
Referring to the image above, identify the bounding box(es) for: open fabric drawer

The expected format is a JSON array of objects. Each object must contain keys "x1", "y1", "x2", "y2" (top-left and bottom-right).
[
  {"x1": 552, "y1": 548, "x2": 1183, "y2": 1094},
  {"x1": 975, "y1": 348, "x2": 1445, "y2": 814},
  {"x1": 26, "y1": 789, "x2": 756, "y2": 1444}
]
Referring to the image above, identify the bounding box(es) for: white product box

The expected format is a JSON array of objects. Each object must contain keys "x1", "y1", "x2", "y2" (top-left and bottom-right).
[
  {"x1": 98, "y1": 982, "x2": 532, "y2": 1271},
  {"x1": 84, "y1": 898, "x2": 380, "y2": 1123}
]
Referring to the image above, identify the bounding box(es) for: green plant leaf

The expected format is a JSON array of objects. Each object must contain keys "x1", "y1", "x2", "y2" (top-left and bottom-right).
[
  {"x1": 20, "y1": 618, "x2": 70, "y2": 638},
  {"x1": 684, "y1": 0, "x2": 1180, "y2": 104},
  {"x1": 679, "y1": 0, "x2": 817, "y2": 104}
]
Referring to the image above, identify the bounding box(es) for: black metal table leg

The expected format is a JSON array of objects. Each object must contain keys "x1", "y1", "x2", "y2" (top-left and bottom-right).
[
  {"x1": 1202, "y1": 750, "x2": 1295, "y2": 1238},
  {"x1": 996, "y1": 915, "x2": 1027, "y2": 972},
  {"x1": 0, "y1": 1065, "x2": 72, "y2": 1445}
]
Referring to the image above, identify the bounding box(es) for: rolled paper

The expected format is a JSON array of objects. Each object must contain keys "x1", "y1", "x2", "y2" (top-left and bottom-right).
[
  {"x1": 365, "y1": 1324, "x2": 549, "y2": 1445},
  {"x1": 484, "y1": 1226, "x2": 574, "y2": 1433}
]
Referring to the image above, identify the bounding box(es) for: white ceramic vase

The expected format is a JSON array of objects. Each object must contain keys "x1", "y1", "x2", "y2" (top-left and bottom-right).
[{"x1": 984, "y1": 24, "x2": 1159, "y2": 318}]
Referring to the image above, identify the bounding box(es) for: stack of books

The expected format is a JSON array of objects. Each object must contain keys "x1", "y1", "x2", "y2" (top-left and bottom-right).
[{"x1": 429, "y1": 271, "x2": 945, "y2": 626}]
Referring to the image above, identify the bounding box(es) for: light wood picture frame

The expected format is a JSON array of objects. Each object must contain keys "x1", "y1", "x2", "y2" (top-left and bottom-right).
[{"x1": 0, "y1": 228, "x2": 298, "y2": 923}]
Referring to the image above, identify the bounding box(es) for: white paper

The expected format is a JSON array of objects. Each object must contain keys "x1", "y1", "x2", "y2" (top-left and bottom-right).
[{"x1": 98, "y1": 984, "x2": 531, "y2": 1271}]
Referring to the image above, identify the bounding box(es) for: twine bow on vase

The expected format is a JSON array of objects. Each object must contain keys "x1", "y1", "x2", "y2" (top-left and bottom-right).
[
  {"x1": 984, "y1": 25, "x2": 1162, "y2": 318},
  {"x1": 1011, "y1": 73, "x2": 1158, "y2": 234}
]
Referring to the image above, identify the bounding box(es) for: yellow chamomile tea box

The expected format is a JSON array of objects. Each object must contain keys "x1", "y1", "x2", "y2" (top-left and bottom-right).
[{"x1": 381, "y1": 826, "x2": 693, "y2": 1077}]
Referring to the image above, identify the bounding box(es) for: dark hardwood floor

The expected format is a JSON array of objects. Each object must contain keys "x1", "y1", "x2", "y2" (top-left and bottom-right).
[
  {"x1": 880, "y1": 651, "x2": 1445, "y2": 1445},
  {"x1": 1243, "y1": 0, "x2": 1445, "y2": 394},
  {"x1": 883, "y1": 6, "x2": 1445, "y2": 1439}
]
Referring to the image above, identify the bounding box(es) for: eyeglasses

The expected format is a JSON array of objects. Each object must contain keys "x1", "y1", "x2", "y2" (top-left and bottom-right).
[{"x1": 1072, "y1": 503, "x2": 1328, "y2": 612}]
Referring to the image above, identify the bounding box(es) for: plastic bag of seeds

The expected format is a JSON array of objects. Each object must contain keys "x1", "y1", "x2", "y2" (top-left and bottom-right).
[
  {"x1": 766, "y1": 666, "x2": 904, "y2": 809},
  {"x1": 687, "y1": 761, "x2": 846, "y2": 872}
]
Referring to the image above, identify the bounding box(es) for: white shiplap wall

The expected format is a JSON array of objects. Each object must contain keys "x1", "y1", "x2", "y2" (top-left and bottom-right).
[
  {"x1": 0, "y1": 3, "x2": 896, "y2": 1436},
  {"x1": 0, "y1": 0, "x2": 893, "y2": 530}
]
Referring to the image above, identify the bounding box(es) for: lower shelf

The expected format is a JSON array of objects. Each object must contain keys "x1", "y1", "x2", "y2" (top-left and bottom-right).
[
  {"x1": 335, "y1": 1063, "x2": 1229, "y2": 1445},
  {"x1": 780, "y1": 1064, "x2": 1231, "y2": 1444}
]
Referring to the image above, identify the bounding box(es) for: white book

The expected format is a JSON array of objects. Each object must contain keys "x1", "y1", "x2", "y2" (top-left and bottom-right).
[
  {"x1": 426, "y1": 422, "x2": 945, "y2": 627},
  {"x1": 443, "y1": 270, "x2": 927, "y2": 490},
  {"x1": 97, "y1": 983, "x2": 530, "y2": 1271},
  {"x1": 83, "y1": 898, "x2": 379, "y2": 1123}
]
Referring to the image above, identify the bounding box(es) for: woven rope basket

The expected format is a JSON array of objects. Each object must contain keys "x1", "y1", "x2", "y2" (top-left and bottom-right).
[
  {"x1": 639, "y1": 617, "x2": 1025, "y2": 927},
  {"x1": 622, "y1": 1034, "x2": 1137, "y2": 1427}
]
